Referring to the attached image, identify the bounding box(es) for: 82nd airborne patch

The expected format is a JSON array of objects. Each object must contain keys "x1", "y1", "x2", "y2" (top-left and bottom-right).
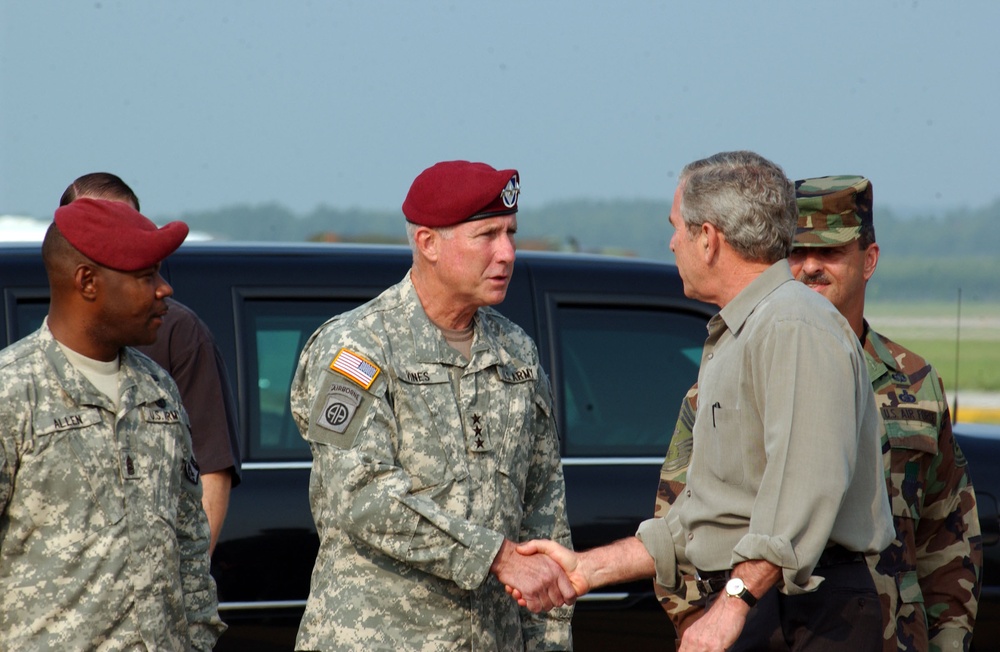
[{"x1": 317, "y1": 382, "x2": 363, "y2": 434}]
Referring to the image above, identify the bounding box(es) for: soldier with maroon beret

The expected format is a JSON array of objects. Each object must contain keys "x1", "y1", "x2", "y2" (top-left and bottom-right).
[
  {"x1": 290, "y1": 160, "x2": 574, "y2": 651},
  {"x1": 0, "y1": 198, "x2": 225, "y2": 649},
  {"x1": 60, "y1": 172, "x2": 243, "y2": 556}
]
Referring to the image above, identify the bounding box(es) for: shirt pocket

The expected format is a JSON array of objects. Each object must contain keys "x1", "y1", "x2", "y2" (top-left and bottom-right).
[
  {"x1": 392, "y1": 365, "x2": 469, "y2": 493},
  {"x1": 884, "y1": 421, "x2": 938, "y2": 521},
  {"x1": 883, "y1": 420, "x2": 938, "y2": 605},
  {"x1": 702, "y1": 405, "x2": 745, "y2": 486},
  {"x1": 493, "y1": 366, "x2": 539, "y2": 505},
  {"x1": 139, "y1": 405, "x2": 188, "y2": 526},
  {"x1": 27, "y1": 409, "x2": 125, "y2": 551}
]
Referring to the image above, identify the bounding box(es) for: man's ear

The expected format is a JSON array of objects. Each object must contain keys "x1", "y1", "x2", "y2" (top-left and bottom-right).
[
  {"x1": 862, "y1": 243, "x2": 880, "y2": 282},
  {"x1": 702, "y1": 222, "x2": 722, "y2": 264},
  {"x1": 413, "y1": 227, "x2": 439, "y2": 263},
  {"x1": 75, "y1": 264, "x2": 99, "y2": 301}
]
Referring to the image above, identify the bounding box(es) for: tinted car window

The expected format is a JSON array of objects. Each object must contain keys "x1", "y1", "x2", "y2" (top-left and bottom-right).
[
  {"x1": 556, "y1": 304, "x2": 705, "y2": 457},
  {"x1": 241, "y1": 298, "x2": 365, "y2": 461},
  {"x1": 6, "y1": 295, "x2": 47, "y2": 342}
]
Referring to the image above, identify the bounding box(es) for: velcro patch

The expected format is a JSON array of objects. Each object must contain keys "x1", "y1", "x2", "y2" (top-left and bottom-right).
[
  {"x1": 142, "y1": 406, "x2": 182, "y2": 424},
  {"x1": 330, "y1": 348, "x2": 381, "y2": 389},
  {"x1": 499, "y1": 365, "x2": 536, "y2": 384},
  {"x1": 317, "y1": 382, "x2": 363, "y2": 434},
  {"x1": 184, "y1": 456, "x2": 201, "y2": 485},
  {"x1": 120, "y1": 448, "x2": 141, "y2": 481},
  {"x1": 40, "y1": 409, "x2": 101, "y2": 435},
  {"x1": 881, "y1": 406, "x2": 938, "y2": 427}
]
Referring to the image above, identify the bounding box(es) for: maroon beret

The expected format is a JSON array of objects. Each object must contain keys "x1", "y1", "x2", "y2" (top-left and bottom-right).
[
  {"x1": 402, "y1": 160, "x2": 520, "y2": 227},
  {"x1": 54, "y1": 197, "x2": 189, "y2": 271}
]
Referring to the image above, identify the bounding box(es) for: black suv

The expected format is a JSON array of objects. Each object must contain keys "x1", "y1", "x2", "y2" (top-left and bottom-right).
[{"x1": 0, "y1": 241, "x2": 996, "y2": 650}]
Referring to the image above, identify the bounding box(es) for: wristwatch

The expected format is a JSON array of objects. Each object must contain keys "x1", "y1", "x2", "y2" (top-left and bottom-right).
[{"x1": 724, "y1": 577, "x2": 757, "y2": 608}]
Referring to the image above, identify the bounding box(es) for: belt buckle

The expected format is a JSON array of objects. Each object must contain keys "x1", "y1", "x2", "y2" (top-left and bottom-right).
[
  {"x1": 694, "y1": 572, "x2": 709, "y2": 596},
  {"x1": 694, "y1": 570, "x2": 725, "y2": 596}
]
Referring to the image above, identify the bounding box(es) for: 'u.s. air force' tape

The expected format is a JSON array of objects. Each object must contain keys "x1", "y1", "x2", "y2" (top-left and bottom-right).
[{"x1": 317, "y1": 382, "x2": 364, "y2": 433}]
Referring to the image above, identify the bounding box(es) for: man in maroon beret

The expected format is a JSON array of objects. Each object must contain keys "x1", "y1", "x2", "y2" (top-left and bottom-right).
[
  {"x1": 60, "y1": 172, "x2": 243, "y2": 557},
  {"x1": 291, "y1": 160, "x2": 575, "y2": 650},
  {"x1": 0, "y1": 199, "x2": 226, "y2": 649}
]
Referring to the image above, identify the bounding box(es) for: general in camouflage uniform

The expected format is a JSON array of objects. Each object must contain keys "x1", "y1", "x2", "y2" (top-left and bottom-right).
[
  {"x1": 0, "y1": 199, "x2": 225, "y2": 650},
  {"x1": 654, "y1": 176, "x2": 982, "y2": 652},
  {"x1": 291, "y1": 161, "x2": 574, "y2": 651}
]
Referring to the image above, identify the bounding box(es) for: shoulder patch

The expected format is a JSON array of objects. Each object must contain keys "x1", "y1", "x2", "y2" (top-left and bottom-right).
[
  {"x1": 329, "y1": 348, "x2": 381, "y2": 389},
  {"x1": 316, "y1": 382, "x2": 363, "y2": 434},
  {"x1": 184, "y1": 456, "x2": 201, "y2": 485}
]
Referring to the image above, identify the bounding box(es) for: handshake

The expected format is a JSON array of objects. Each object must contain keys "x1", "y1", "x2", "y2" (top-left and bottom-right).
[{"x1": 490, "y1": 538, "x2": 592, "y2": 614}]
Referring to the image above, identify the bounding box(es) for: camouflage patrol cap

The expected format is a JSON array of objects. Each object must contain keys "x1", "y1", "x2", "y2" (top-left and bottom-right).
[{"x1": 793, "y1": 176, "x2": 873, "y2": 247}]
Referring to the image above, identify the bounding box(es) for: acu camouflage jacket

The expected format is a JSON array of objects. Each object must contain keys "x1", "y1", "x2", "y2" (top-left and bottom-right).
[
  {"x1": 0, "y1": 323, "x2": 225, "y2": 651},
  {"x1": 290, "y1": 275, "x2": 573, "y2": 652}
]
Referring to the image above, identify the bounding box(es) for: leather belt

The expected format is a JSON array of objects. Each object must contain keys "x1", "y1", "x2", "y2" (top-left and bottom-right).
[
  {"x1": 694, "y1": 544, "x2": 864, "y2": 597},
  {"x1": 815, "y1": 543, "x2": 864, "y2": 567},
  {"x1": 693, "y1": 569, "x2": 729, "y2": 596}
]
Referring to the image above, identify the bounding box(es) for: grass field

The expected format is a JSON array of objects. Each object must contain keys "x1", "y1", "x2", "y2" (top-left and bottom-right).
[
  {"x1": 867, "y1": 301, "x2": 1000, "y2": 389},
  {"x1": 866, "y1": 301, "x2": 1000, "y2": 424}
]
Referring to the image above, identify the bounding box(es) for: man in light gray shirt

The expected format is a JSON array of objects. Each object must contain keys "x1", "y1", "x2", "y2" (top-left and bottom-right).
[{"x1": 513, "y1": 151, "x2": 893, "y2": 652}]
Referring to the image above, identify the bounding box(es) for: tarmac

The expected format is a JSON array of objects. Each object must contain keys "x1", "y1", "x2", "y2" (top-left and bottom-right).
[{"x1": 952, "y1": 391, "x2": 1000, "y2": 425}]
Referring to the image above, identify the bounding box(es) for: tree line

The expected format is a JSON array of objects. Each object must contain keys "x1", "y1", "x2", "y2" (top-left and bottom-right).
[{"x1": 175, "y1": 197, "x2": 1000, "y2": 303}]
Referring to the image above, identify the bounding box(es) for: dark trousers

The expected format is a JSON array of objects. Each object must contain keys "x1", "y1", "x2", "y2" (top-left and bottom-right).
[{"x1": 714, "y1": 560, "x2": 884, "y2": 652}]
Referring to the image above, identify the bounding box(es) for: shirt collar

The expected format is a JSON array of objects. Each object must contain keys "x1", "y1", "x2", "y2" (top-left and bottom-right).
[
  {"x1": 862, "y1": 321, "x2": 900, "y2": 380},
  {"x1": 715, "y1": 259, "x2": 795, "y2": 336}
]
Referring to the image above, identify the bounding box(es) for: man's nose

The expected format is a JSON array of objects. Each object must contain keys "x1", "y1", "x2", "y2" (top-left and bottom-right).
[{"x1": 155, "y1": 275, "x2": 174, "y2": 299}]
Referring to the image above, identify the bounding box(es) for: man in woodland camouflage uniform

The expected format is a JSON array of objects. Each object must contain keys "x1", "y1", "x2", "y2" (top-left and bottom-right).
[
  {"x1": 290, "y1": 160, "x2": 575, "y2": 651},
  {"x1": 654, "y1": 176, "x2": 982, "y2": 651},
  {"x1": 0, "y1": 198, "x2": 225, "y2": 649}
]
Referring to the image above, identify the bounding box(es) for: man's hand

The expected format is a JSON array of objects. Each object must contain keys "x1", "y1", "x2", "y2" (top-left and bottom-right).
[
  {"x1": 510, "y1": 536, "x2": 656, "y2": 607},
  {"x1": 490, "y1": 539, "x2": 576, "y2": 613},
  {"x1": 678, "y1": 561, "x2": 777, "y2": 651},
  {"x1": 515, "y1": 539, "x2": 591, "y2": 597},
  {"x1": 677, "y1": 590, "x2": 748, "y2": 652}
]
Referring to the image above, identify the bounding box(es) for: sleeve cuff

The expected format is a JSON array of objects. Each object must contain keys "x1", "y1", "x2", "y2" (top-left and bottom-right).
[
  {"x1": 453, "y1": 529, "x2": 505, "y2": 591},
  {"x1": 636, "y1": 518, "x2": 681, "y2": 593},
  {"x1": 732, "y1": 533, "x2": 823, "y2": 595},
  {"x1": 928, "y1": 626, "x2": 974, "y2": 652}
]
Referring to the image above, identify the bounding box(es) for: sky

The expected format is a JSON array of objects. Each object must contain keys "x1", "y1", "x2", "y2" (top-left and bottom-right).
[{"x1": 2, "y1": 1, "x2": 998, "y2": 223}]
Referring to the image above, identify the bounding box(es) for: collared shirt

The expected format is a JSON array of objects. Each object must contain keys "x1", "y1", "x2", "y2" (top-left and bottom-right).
[
  {"x1": 290, "y1": 273, "x2": 573, "y2": 651},
  {"x1": 639, "y1": 260, "x2": 893, "y2": 595},
  {"x1": 0, "y1": 323, "x2": 225, "y2": 650},
  {"x1": 652, "y1": 323, "x2": 982, "y2": 651}
]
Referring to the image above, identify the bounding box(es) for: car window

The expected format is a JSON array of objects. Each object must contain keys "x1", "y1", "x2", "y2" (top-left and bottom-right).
[
  {"x1": 555, "y1": 304, "x2": 705, "y2": 458},
  {"x1": 241, "y1": 299, "x2": 366, "y2": 461},
  {"x1": 6, "y1": 296, "x2": 48, "y2": 343}
]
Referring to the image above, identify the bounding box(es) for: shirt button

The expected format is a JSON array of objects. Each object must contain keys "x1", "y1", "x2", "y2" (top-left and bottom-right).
[
  {"x1": 707, "y1": 353, "x2": 714, "y2": 360},
  {"x1": 688, "y1": 533, "x2": 694, "y2": 540},
  {"x1": 686, "y1": 490, "x2": 692, "y2": 498}
]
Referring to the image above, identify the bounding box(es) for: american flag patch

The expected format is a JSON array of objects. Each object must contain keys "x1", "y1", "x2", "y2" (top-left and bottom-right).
[{"x1": 330, "y1": 348, "x2": 381, "y2": 389}]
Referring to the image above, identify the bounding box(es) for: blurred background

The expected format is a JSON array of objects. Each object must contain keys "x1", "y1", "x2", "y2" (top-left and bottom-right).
[{"x1": 2, "y1": 0, "x2": 997, "y2": 420}]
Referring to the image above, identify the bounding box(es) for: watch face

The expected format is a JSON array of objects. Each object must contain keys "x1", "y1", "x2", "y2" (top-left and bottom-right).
[{"x1": 724, "y1": 577, "x2": 757, "y2": 607}]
